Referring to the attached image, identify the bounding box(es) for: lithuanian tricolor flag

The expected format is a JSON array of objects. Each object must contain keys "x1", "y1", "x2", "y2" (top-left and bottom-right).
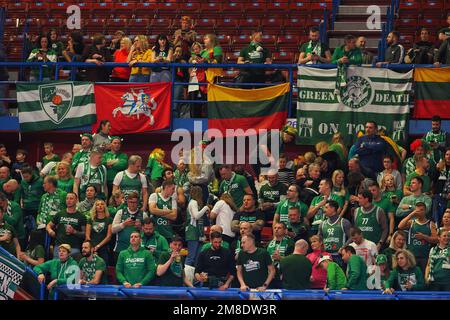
[
  {"x1": 414, "y1": 67, "x2": 450, "y2": 118},
  {"x1": 207, "y1": 83, "x2": 290, "y2": 137}
]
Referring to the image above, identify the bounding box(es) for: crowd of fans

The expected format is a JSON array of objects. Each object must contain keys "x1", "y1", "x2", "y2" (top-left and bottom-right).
[{"x1": 0, "y1": 114, "x2": 449, "y2": 296}]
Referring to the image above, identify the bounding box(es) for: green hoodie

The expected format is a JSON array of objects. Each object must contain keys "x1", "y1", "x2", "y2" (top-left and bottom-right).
[
  {"x1": 33, "y1": 256, "x2": 79, "y2": 298},
  {"x1": 326, "y1": 261, "x2": 347, "y2": 290},
  {"x1": 385, "y1": 266, "x2": 425, "y2": 291},
  {"x1": 102, "y1": 151, "x2": 128, "y2": 185},
  {"x1": 331, "y1": 45, "x2": 362, "y2": 65},
  {"x1": 116, "y1": 246, "x2": 156, "y2": 285},
  {"x1": 141, "y1": 230, "x2": 169, "y2": 261},
  {"x1": 21, "y1": 174, "x2": 44, "y2": 211},
  {"x1": 3, "y1": 200, "x2": 25, "y2": 240},
  {"x1": 346, "y1": 254, "x2": 368, "y2": 290}
]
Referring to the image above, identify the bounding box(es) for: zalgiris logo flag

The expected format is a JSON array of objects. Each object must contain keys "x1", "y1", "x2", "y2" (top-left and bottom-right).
[
  {"x1": 207, "y1": 83, "x2": 290, "y2": 137},
  {"x1": 296, "y1": 66, "x2": 413, "y2": 145},
  {"x1": 17, "y1": 81, "x2": 96, "y2": 132}
]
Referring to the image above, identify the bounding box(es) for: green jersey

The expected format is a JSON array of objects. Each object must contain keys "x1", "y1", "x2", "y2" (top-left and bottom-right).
[
  {"x1": 79, "y1": 254, "x2": 107, "y2": 284},
  {"x1": 174, "y1": 169, "x2": 188, "y2": 188},
  {"x1": 275, "y1": 199, "x2": 308, "y2": 223},
  {"x1": 219, "y1": 173, "x2": 250, "y2": 208},
  {"x1": 114, "y1": 170, "x2": 146, "y2": 201},
  {"x1": 116, "y1": 246, "x2": 156, "y2": 285},
  {"x1": 354, "y1": 206, "x2": 383, "y2": 243},
  {"x1": 427, "y1": 245, "x2": 450, "y2": 284},
  {"x1": 102, "y1": 151, "x2": 128, "y2": 185},
  {"x1": 87, "y1": 216, "x2": 112, "y2": 248},
  {"x1": 157, "y1": 251, "x2": 185, "y2": 287},
  {"x1": 185, "y1": 200, "x2": 208, "y2": 241},
  {"x1": 2, "y1": 200, "x2": 25, "y2": 240},
  {"x1": 56, "y1": 178, "x2": 74, "y2": 194},
  {"x1": 146, "y1": 157, "x2": 164, "y2": 182},
  {"x1": 150, "y1": 193, "x2": 176, "y2": 241},
  {"x1": 407, "y1": 219, "x2": 432, "y2": 258},
  {"x1": 113, "y1": 207, "x2": 144, "y2": 253},
  {"x1": 0, "y1": 221, "x2": 17, "y2": 255},
  {"x1": 36, "y1": 189, "x2": 67, "y2": 228},
  {"x1": 423, "y1": 130, "x2": 447, "y2": 162},
  {"x1": 373, "y1": 196, "x2": 394, "y2": 220},
  {"x1": 237, "y1": 248, "x2": 272, "y2": 288},
  {"x1": 52, "y1": 210, "x2": 87, "y2": 249},
  {"x1": 321, "y1": 217, "x2": 347, "y2": 253},
  {"x1": 310, "y1": 194, "x2": 344, "y2": 232}
]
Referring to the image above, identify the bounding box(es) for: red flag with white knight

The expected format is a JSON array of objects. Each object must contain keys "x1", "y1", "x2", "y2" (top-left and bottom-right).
[{"x1": 93, "y1": 83, "x2": 172, "y2": 134}]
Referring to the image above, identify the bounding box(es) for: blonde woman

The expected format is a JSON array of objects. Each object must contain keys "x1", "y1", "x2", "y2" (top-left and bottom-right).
[
  {"x1": 55, "y1": 160, "x2": 74, "y2": 193},
  {"x1": 108, "y1": 189, "x2": 125, "y2": 219},
  {"x1": 86, "y1": 199, "x2": 112, "y2": 265},
  {"x1": 210, "y1": 193, "x2": 238, "y2": 244},
  {"x1": 331, "y1": 169, "x2": 349, "y2": 217},
  {"x1": 111, "y1": 37, "x2": 132, "y2": 82},
  {"x1": 185, "y1": 186, "x2": 210, "y2": 268},
  {"x1": 187, "y1": 147, "x2": 214, "y2": 204},
  {"x1": 315, "y1": 141, "x2": 329, "y2": 156},
  {"x1": 380, "y1": 173, "x2": 403, "y2": 211},
  {"x1": 383, "y1": 249, "x2": 425, "y2": 293},
  {"x1": 329, "y1": 132, "x2": 348, "y2": 161},
  {"x1": 127, "y1": 35, "x2": 152, "y2": 82}
]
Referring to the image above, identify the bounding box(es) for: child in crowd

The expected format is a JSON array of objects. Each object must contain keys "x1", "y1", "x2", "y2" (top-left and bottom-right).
[{"x1": 42, "y1": 142, "x2": 60, "y2": 167}]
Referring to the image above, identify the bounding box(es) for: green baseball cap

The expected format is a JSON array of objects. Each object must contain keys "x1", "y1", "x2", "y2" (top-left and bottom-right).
[{"x1": 376, "y1": 254, "x2": 387, "y2": 265}]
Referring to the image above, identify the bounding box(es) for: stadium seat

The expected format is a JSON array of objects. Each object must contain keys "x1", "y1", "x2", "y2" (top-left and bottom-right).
[
  {"x1": 113, "y1": 3, "x2": 135, "y2": 19},
  {"x1": 127, "y1": 18, "x2": 150, "y2": 35},
  {"x1": 261, "y1": 227, "x2": 273, "y2": 243},
  {"x1": 277, "y1": 35, "x2": 301, "y2": 50},
  {"x1": 238, "y1": 18, "x2": 261, "y2": 33},
  {"x1": 288, "y1": 2, "x2": 311, "y2": 15},
  {"x1": 91, "y1": 2, "x2": 114, "y2": 19},
  {"x1": 267, "y1": 2, "x2": 290, "y2": 15},
  {"x1": 157, "y1": 2, "x2": 179, "y2": 18},
  {"x1": 399, "y1": 1, "x2": 421, "y2": 15},
  {"x1": 148, "y1": 18, "x2": 173, "y2": 34},
  {"x1": 84, "y1": 19, "x2": 106, "y2": 34},
  {"x1": 40, "y1": 18, "x2": 62, "y2": 32},
  {"x1": 199, "y1": 2, "x2": 222, "y2": 19},
  {"x1": 105, "y1": 19, "x2": 128, "y2": 35},
  {"x1": 261, "y1": 17, "x2": 284, "y2": 34},
  {"x1": 6, "y1": 2, "x2": 29, "y2": 19},
  {"x1": 284, "y1": 17, "x2": 306, "y2": 34},
  {"x1": 195, "y1": 18, "x2": 216, "y2": 34},
  {"x1": 134, "y1": 2, "x2": 158, "y2": 19},
  {"x1": 243, "y1": 2, "x2": 267, "y2": 18},
  {"x1": 178, "y1": 3, "x2": 201, "y2": 17},
  {"x1": 272, "y1": 51, "x2": 295, "y2": 63},
  {"x1": 215, "y1": 18, "x2": 239, "y2": 32},
  {"x1": 231, "y1": 34, "x2": 251, "y2": 48},
  {"x1": 221, "y1": 2, "x2": 244, "y2": 18},
  {"x1": 28, "y1": 3, "x2": 50, "y2": 19}
]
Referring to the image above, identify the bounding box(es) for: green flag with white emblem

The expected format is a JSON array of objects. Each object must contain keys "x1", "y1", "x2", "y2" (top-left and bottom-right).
[
  {"x1": 296, "y1": 66, "x2": 412, "y2": 145},
  {"x1": 17, "y1": 81, "x2": 96, "y2": 132}
]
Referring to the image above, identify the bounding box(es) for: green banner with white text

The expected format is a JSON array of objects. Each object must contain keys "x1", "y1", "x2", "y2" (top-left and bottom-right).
[{"x1": 296, "y1": 66, "x2": 412, "y2": 146}]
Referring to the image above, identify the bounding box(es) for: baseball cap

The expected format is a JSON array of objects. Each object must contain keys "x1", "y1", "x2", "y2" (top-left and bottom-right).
[
  {"x1": 316, "y1": 255, "x2": 332, "y2": 268},
  {"x1": 376, "y1": 254, "x2": 387, "y2": 265},
  {"x1": 59, "y1": 244, "x2": 72, "y2": 254}
]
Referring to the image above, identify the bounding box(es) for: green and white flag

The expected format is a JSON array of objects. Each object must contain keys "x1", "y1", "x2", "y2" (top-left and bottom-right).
[
  {"x1": 17, "y1": 81, "x2": 96, "y2": 132},
  {"x1": 0, "y1": 247, "x2": 26, "y2": 300},
  {"x1": 296, "y1": 66, "x2": 413, "y2": 145}
]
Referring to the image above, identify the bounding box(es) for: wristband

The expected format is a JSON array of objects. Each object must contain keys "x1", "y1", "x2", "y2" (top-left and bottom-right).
[{"x1": 263, "y1": 283, "x2": 268, "y2": 288}]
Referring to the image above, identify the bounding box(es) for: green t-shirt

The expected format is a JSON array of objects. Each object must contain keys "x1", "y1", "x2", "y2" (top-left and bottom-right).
[
  {"x1": 258, "y1": 182, "x2": 287, "y2": 204},
  {"x1": 42, "y1": 154, "x2": 60, "y2": 167},
  {"x1": 275, "y1": 199, "x2": 308, "y2": 224},
  {"x1": 26, "y1": 245, "x2": 45, "y2": 266},
  {"x1": 299, "y1": 40, "x2": 330, "y2": 60},
  {"x1": 52, "y1": 210, "x2": 87, "y2": 249},
  {"x1": 405, "y1": 172, "x2": 431, "y2": 194},
  {"x1": 87, "y1": 216, "x2": 112, "y2": 248},
  {"x1": 0, "y1": 221, "x2": 17, "y2": 256},
  {"x1": 373, "y1": 196, "x2": 394, "y2": 220},
  {"x1": 157, "y1": 251, "x2": 185, "y2": 287},
  {"x1": 56, "y1": 178, "x2": 74, "y2": 194},
  {"x1": 79, "y1": 255, "x2": 107, "y2": 284},
  {"x1": 279, "y1": 254, "x2": 312, "y2": 290},
  {"x1": 239, "y1": 42, "x2": 270, "y2": 69},
  {"x1": 219, "y1": 173, "x2": 250, "y2": 208},
  {"x1": 146, "y1": 157, "x2": 164, "y2": 182},
  {"x1": 237, "y1": 248, "x2": 272, "y2": 288}
]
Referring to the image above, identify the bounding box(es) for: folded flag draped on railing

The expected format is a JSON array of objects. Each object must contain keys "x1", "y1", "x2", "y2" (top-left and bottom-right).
[
  {"x1": 0, "y1": 247, "x2": 27, "y2": 300},
  {"x1": 297, "y1": 66, "x2": 413, "y2": 146},
  {"x1": 17, "y1": 82, "x2": 96, "y2": 132},
  {"x1": 207, "y1": 83, "x2": 290, "y2": 137},
  {"x1": 413, "y1": 67, "x2": 450, "y2": 119},
  {"x1": 93, "y1": 83, "x2": 172, "y2": 135}
]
